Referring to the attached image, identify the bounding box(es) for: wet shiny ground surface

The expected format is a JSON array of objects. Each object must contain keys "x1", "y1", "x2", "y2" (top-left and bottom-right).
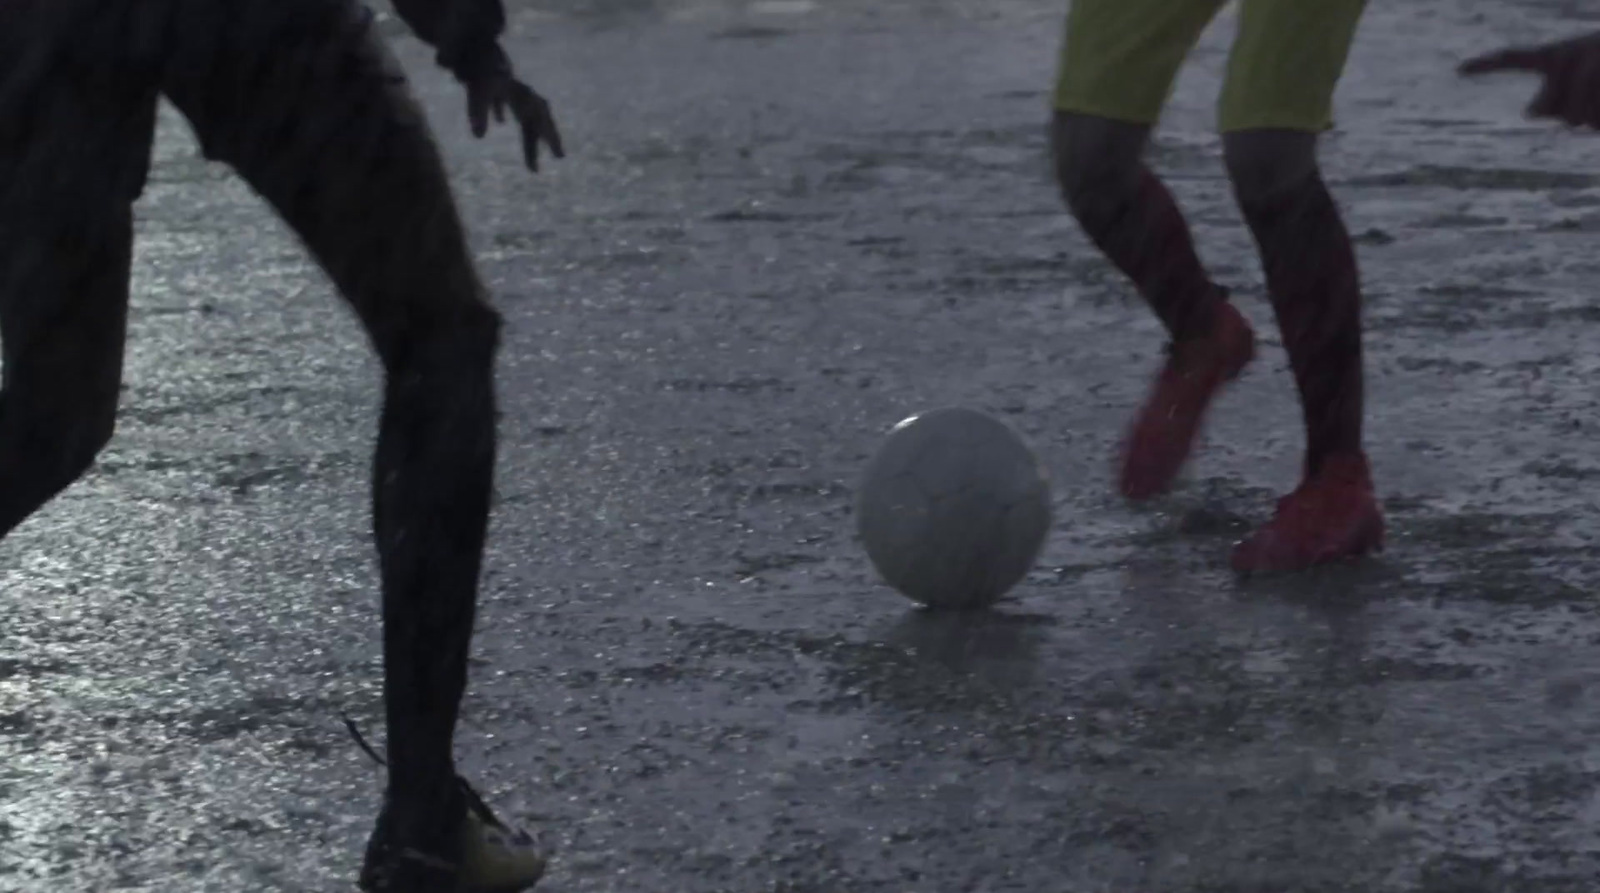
[{"x1": 8, "y1": 0, "x2": 1600, "y2": 890}]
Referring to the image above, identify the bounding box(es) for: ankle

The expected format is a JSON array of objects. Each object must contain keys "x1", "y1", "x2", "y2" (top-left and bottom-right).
[
  {"x1": 386, "y1": 779, "x2": 466, "y2": 835},
  {"x1": 1304, "y1": 450, "x2": 1371, "y2": 485},
  {"x1": 1171, "y1": 285, "x2": 1230, "y2": 342}
]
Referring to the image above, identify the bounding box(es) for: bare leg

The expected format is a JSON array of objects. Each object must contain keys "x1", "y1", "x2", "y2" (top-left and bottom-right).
[
  {"x1": 1053, "y1": 110, "x2": 1255, "y2": 500},
  {"x1": 1223, "y1": 128, "x2": 1381, "y2": 574},
  {"x1": 0, "y1": 8, "x2": 155, "y2": 540},
  {"x1": 1223, "y1": 129, "x2": 1363, "y2": 476},
  {"x1": 159, "y1": 0, "x2": 499, "y2": 877},
  {"x1": 1052, "y1": 111, "x2": 1227, "y2": 338},
  {"x1": 0, "y1": 207, "x2": 135, "y2": 536}
]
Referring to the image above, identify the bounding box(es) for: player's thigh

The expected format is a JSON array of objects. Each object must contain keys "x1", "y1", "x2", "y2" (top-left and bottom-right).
[
  {"x1": 0, "y1": 208, "x2": 136, "y2": 420},
  {"x1": 0, "y1": 3, "x2": 153, "y2": 385},
  {"x1": 159, "y1": 0, "x2": 492, "y2": 359},
  {"x1": 1219, "y1": 0, "x2": 1366, "y2": 133},
  {"x1": 0, "y1": 2, "x2": 160, "y2": 211},
  {"x1": 1054, "y1": 0, "x2": 1230, "y2": 125}
]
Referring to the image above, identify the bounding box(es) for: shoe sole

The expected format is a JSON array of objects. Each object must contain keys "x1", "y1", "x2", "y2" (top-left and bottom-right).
[
  {"x1": 464, "y1": 860, "x2": 548, "y2": 893},
  {"x1": 1231, "y1": 512, "x2": 1386, "y2": 576}
]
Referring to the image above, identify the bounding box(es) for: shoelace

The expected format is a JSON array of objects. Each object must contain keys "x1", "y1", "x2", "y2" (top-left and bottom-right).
[{"x1": 341, "y1": 713, "x2": 515, "y2": 834}]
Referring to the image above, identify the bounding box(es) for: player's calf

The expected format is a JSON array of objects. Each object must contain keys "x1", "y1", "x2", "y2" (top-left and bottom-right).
[
  {"x1": 1051, "y1": 110, "x2": 1237, "y2": 343},
  {"x1": 1052, "y1": 115, "x2": 1205, "y2": 318},
  {"x1": 1226, "y1": 129, "x2": 1368, "y2": 477}
]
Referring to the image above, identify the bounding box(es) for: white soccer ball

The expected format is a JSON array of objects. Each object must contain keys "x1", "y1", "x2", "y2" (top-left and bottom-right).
[{"x1": 856, "y1": 407, "x2": 1052, "y2": 610}]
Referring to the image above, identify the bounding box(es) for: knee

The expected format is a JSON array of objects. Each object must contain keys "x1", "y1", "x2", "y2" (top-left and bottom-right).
[
  {"x1": 376, "y1": 303, "x2": 499, "y2": 459},
  {"x1": 1223, "y1": 129, "x2": 1320, "y2": 207},
  {"x1": 1051, "y1": 112, "x2": 1147, "y2": 217},
  {"x1": 438, "y1": 301, "x2": 502, "y2": 357}
]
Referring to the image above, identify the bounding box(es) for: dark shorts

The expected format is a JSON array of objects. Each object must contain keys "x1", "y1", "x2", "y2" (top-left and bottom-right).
[
  {"x1": 0, "y1": 0, "x2": 416, "y2": 210},
  {"x1": 0, "y1": 0, "x2": 488, "y2": 379}
]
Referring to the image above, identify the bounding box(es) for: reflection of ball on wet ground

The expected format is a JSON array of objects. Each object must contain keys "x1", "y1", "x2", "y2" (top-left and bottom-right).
[{"x1": 856, "y1": 407, "x2": 1052, "y2": 610}]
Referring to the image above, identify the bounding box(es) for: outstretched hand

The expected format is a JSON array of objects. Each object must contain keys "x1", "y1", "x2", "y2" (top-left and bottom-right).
[
  {"x1": 465, "y1": 73, "x2": 566, "y2": 172},
  {"x1": 1460, "y1": 31, "x2": 1600, "y2": 130}
]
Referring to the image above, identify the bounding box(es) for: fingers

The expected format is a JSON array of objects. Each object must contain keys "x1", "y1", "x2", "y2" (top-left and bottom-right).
[
  {"x1": 527, "y1": 85, "x2": 565, "y2": 157},
  {"x1": 519, "y1": 103, "x2": 543, "y2": 172},
  {"x1": 1577, "y1": 53, "x2": 1600, "y2": 127},
  {"x1": 547, "y1": 118, "x2": 566, "y2": 159},
  {"x1": 509, "y1": 82, "x2": 566, "y2": 172},
  {"x1": 1459, "y1": 46, "x2": 1548, "y2": 76},
  {"x1": 467, "y1": 83, "x2": 490, "y2": 138},
  {"x1": 1520, "y1": 54, "x2": 1600, "y2": 129},
  {"x1": 466, "y1": 76, "x2": 565, "y2": 172},
  {"x1": 1527, "y1": 83, "x2": 1562, "y2": 122},
  {"x1": 1463, "y1": 34, "x2": 1600, "y2": 130}
]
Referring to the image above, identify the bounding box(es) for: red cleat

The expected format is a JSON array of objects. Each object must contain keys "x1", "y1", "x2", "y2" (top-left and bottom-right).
[
  {"x1": 1230, "y1": 452, "x2": 1385, "y2": 574},
  {"x1": 1118, "y1": 300, "x2": 1256, "y2": 502}
]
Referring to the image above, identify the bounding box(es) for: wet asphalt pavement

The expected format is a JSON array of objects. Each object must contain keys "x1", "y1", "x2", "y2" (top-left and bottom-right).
[{"x1": 9, "y1": 0, "x2": 1600, "y2": 890}]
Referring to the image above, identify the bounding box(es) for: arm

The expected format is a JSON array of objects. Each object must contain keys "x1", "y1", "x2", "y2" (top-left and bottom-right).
[
  {"x1": 390, "y1": 0, "x2": 510, "y2": 82},
  {"x1": 386, "y1": 0, "x2": 565, "y2": 171}
]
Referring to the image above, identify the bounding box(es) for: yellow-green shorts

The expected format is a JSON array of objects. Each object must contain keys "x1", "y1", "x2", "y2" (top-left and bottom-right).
[{"x1": 1053, "y1": 0, "x2": 1366, "y2": 133}]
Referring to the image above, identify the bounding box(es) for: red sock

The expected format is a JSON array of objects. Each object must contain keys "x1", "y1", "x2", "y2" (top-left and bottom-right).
[
  {"x1": 1237, "y1": 173, "x2": 1364, "y2": 478},
  {"x1": 1068, "y1": 166, "x2": 1224, "y2": 341}
]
